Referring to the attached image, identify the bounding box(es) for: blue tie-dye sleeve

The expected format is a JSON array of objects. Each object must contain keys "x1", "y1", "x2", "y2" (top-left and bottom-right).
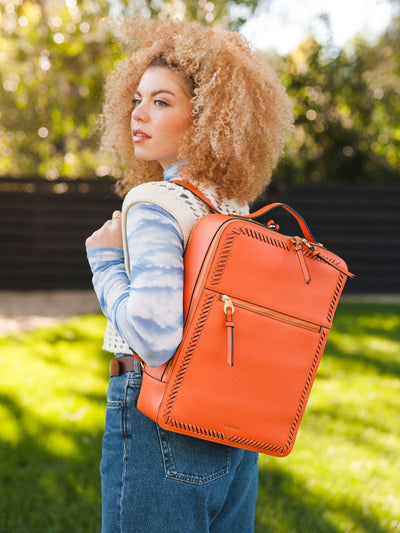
[{"x1": 87, "y1": 203, "x2": 184, "y2": 367}]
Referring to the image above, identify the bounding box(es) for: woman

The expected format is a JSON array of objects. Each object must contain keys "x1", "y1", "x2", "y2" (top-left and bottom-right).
[{"x1": 86, "y1": 17, "x2": 292, "y2": 533}]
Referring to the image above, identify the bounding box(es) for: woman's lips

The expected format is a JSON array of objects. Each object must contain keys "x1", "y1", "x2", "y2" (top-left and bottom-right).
[{"x1": 132, "y1": 129, "x2": 151, "y2": 143}]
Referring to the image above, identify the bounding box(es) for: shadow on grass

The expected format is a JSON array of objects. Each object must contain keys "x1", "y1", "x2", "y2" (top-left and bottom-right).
[
  {"x1": 326, "y1": 340, "x2": 400, "y2": 377},
  {"x1": 325, "y1": 302, "x2": 400, "y2": 377},
  {"x1": 0, "y1": 391, "x2": 103, "y2": 533},
  {"x1": 306, "y1": 403, "x2": 397, "y2": 461},
  {"x1": 255, "y1": 465, "x2": 389, "y2": 533},
  {"x1": 1, "y1": 385, "x2": 390, "y2": 533}
]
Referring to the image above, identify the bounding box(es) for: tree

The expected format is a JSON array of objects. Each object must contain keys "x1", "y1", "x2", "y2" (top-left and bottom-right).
[
  {"x1": 272, "y1": 16, "x2": 400, "y2": 184},
  {"x1": 0, "y1": 0, "x2": 260, "y2": 181},
  {"x1": 0, "y1": 0, "x2": 120, "y2": 179},
  {"x1": 0, "y1": 1, "x2": 399, "y2": 184}
]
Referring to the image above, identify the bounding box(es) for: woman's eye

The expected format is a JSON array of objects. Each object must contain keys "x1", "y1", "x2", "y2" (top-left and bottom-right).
[{"x1": 132, "y1": 98, "x2": 168, "y2": 108}]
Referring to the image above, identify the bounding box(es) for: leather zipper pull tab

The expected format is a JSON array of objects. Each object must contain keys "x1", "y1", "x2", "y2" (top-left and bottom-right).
[
  {"x1": 221, "y1": 295, "x2": 235, "y2": 366},
  {"x1": 292, "y1": 238, "x2": 311, "y2": 284}
]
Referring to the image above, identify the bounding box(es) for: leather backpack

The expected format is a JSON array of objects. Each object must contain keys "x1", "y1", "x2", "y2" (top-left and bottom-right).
[{"x1": 135, "y1": 181, "x2": 353, "y2": 456}]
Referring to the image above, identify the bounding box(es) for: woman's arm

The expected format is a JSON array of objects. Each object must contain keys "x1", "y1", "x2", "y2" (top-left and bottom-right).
[{"x1": 86, "y1": 203, "x2": 184, "y2": 367}]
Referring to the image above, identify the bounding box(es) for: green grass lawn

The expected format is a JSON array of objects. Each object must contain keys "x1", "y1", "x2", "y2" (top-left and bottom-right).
[{"x1": 0, "y1": 302, "x2": 399, "y2": 533}]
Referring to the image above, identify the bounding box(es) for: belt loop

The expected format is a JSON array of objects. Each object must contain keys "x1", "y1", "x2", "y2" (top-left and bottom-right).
[
  {"x1": 134, "y1": 358, "x2": 142, "y2": 375},
  {"x1": 109, "y1": 357, "x2": 121, "y2": 377}
]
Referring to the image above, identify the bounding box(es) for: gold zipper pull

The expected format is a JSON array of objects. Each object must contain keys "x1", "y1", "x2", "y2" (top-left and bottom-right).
[
  {"x1": 292, "y1": 237, "x2": 312, "y2": 284},
  {"x1": 221, "y1": 294, "x2": 234, "y2": 315},
  {"x1": 220, "y1": 295, "x2": 235, "y2": 367}
]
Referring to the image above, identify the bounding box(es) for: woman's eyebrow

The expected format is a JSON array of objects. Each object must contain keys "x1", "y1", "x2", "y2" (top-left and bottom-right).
[{"x1": 135, "y1": 89, "x2": 176, "y2": 97}]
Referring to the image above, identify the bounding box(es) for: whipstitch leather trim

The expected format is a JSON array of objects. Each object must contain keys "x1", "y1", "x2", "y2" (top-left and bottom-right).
[
  {"x1": 227, "y1": 436, "x2": 287, "y2": 455},
  {"x1": 210, "y1": 225, "x2": 290, "y2": 287},
  {"x1": 286, "y1": 328, "x2": 328, "y2": 448},
  {"x1": 210, "y1": 231, "x2": 237, "y2": 286},
  {"x1": 304, "y1": 248, "x2": 347, "y2": 273},
  {"x1": 327, "y1": 273, "x2": 345, "y2": 323},
  {"x1": 167, "y1": 419, "x2": 225, "y2": 440},
  {"x1": 238, "y1": 226, "x2": 290, "y2": 250},
  {"x1": 162, "y1": 292, "x2": 215, "y2": 421}
]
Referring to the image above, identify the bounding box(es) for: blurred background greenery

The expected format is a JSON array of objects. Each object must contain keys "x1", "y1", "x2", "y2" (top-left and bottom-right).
[{"x1": 0, "y1": 0, "x2": 399, "y2": 185}]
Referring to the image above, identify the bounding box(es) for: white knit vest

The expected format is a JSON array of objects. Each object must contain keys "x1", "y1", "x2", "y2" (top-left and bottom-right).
[{"x1": 102, "y1": 180, "x2": 249, "y2": 354}]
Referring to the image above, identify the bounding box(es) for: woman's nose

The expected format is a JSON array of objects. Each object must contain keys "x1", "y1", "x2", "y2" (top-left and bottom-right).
[{"x1": 131, "y1": 103, "x2": 148, "y2": 122}]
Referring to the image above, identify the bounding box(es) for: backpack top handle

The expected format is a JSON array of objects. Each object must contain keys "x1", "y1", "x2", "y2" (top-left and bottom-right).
[{"x1": 172, "y1": 180, "x2": 318, "y2": 245}]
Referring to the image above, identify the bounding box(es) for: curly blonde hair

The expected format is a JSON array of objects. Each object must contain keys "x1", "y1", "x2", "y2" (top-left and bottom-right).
[{"x1": 100, "y1": 17, "x2": 293, "y2": 202}]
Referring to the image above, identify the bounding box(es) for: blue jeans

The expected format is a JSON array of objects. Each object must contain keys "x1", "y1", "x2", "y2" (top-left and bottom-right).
[{"x1": 100, "y1": 369, "x2": 259, "y2": 533}]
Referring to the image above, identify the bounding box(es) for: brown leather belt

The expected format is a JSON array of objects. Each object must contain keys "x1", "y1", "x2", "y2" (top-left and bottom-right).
[{"x1": 109, "y1": 356, "x2": 142, "y2": 377}]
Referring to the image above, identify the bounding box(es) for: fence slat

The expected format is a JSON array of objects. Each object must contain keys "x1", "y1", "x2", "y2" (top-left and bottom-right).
[{"x1": 1, "y1": 177, "x2": 399, "y2": 294}]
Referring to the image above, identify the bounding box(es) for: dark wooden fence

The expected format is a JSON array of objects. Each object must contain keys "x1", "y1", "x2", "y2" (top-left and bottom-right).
[{"x1": 1, "y1": 177, "x2": 399, "y2": 294}]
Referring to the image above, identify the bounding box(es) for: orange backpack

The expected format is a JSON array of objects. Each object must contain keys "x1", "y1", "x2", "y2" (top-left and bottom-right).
[{"x1": 135, "y1": 181, "x2": 353, "y2": 456}]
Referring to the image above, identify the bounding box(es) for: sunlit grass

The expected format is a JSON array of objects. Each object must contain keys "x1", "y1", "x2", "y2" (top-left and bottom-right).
[
  {"x1": 0, "y1": 315, "x2": 108, "y2": 533},
  {"x1": 0, "y1": 303, "x2": 399, "y2": 532},
  {"x1": 255, "y1": 303, "x2": 400, "y2": 533}
]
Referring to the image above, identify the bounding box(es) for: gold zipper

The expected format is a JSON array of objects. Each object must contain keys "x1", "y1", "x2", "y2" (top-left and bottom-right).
[
  {"x1": 220, "y1": 295, "x2": 235, "y2": 366},
  {"x1": 219, "y1": 294, "x2": 321, "y2": 332}
]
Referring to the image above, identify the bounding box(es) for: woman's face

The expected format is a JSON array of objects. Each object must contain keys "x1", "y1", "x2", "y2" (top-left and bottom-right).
[{"x1": 131, "y1": 66, "x2": 193, "y2": 169}]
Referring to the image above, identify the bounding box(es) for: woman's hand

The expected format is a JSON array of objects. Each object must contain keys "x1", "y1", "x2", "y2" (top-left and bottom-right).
[{"x1": 85, "y1": 210, "x2": 123, "y2": 249}]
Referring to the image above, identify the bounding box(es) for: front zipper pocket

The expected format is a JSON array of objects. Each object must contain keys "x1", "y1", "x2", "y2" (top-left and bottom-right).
[{"x1": 219, "y1": 294, "x2": 321, "y2": 366}]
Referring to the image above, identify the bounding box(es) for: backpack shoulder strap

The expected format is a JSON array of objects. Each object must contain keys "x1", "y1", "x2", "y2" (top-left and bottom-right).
[
  {"x1": 173, "y1": 180, "x2": 318, "y2": 244},
  {"x1": 172, "y1": 180, "x2": 222, "y2": 214}
]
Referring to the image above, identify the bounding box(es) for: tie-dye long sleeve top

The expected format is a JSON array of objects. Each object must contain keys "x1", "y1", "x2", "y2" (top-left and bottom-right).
[{"x1": 86, "y1": 164, "x2": 184, "y2": 368}]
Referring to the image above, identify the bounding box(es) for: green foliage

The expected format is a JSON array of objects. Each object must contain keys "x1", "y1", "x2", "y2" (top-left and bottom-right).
[
  {"x1": 0, "y1": 0, "x2": 123, "y2": 180},
  {"x1": 0, "y1": 302, "x2": 399, "y2": 532},
  {"x1": 0, "y1": 1, "x2": 399, "y2": 184},
  {"x1": 0, "y1": 0, "x2": 260, "y2": 182},
  {"x1": 272, "y1": 18, "x2": 400, "y2": 184}
]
